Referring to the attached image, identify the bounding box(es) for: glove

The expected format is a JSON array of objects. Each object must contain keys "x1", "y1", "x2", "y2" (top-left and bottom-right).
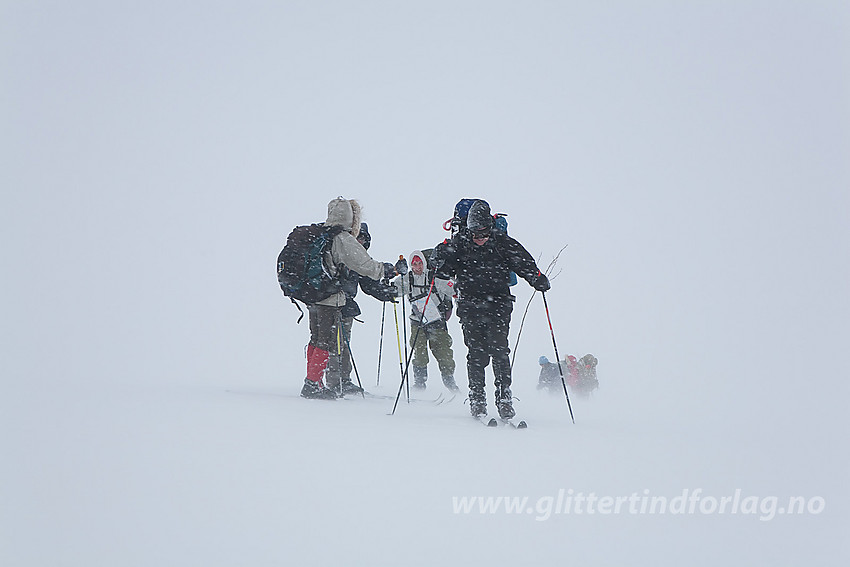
[
  {"x1": 395, "y1": 256, "x2": 409, "y2": 275},
  {"x1": 444, "y1": 305, "x2": 453, "y2": 321},
  {"x1": 383, "y1": 262, "x2": 397, "y2": 280},
  {"x1": 379, "y1": 286, "x2": 398, "y2": 303},
  {"x1": 532, "y1": 273, "x2": 551, "y2": 292}
]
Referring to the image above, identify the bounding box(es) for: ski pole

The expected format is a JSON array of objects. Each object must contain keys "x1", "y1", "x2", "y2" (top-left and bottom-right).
[
  {"x1": 398, "y1": 257, "x2": 409, "y2": 400},
  {"x1": 335, "y1": 314, "x2": 344, "y2": 397},
  {"x1": 391, "y1": 277, "x2": 435, "y2": 415},
  {"x1": 391, "y1": 300, "x2": 405, "y2": 400},
  {"x1": 339, "y1": 319, "x2": 366, "y2": 398},
  {"x1": 512, "y1": 248, "x2": 567, "y2": 371},
  {"x1": 511, "y1": 290, "x2": 537, "y2": 371},
  {"x1": 542, "y1": 291, "x2": 575, "y2": 424},
  {"x1": 376, "y1": 301, "x2": 387, "y2": 386}
]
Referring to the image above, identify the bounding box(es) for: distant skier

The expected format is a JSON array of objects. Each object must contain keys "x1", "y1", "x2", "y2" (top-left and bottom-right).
[
  {"x1": 431, "y1": 200, "x2": 550, "y2": 420},
  {"x1": 325, "y1": 223, "x2": 396, "y2": 396},
  {"x1": 536, "y1": 355, "x2": 565, "y2": 392},
  {"x1": 537, "y1": 354, "x2": 599, "y2": 397},
  {"x1": 576, "y1": 354, "x2": 599, "y2": 397},
  {"x1": 393, "y1": 249, "x2": 458, "y2": 392},
  {"x1": 565, "y1": 355, "x2": 579, "y2": 387}
]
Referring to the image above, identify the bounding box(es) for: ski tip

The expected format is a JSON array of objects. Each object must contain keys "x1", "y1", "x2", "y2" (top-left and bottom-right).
[
  {"x1": 487, "y1": 418, "x2": 498, "y2": 427},
  {"x1": 517, "y1": 420, "x2": 528, "y2": 429}
]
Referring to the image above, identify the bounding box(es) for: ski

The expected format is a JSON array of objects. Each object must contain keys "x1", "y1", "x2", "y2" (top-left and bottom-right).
[
  {"x1": 500, "y1": 418, "x2": 528, "y2": 429},
  {"x1": 358, "y1": 391, "x2": 445, "y2": 404},
  {"x1": 473, "y1": 416, "x2": 499, "y2": 427},
  {"x1": 433, "y1": 393, "x2": 458, "y2": 406},
  {"x1": 471, "y1": 413, "x2": 527, "y2": 429}
]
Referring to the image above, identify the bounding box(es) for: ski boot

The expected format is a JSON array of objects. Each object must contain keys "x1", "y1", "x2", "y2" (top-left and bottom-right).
[
  {"x1": 300, "y1": 379, "x2": 338, "y2": 400},
  {"x1": 441, "y1": 374, "x2": 460, "y2": 393},
  {"x1": 469, "y1": 387, "x2": 487, "y2": 418},
  {"x1": 339, "y1": 378, "x2": 364, "y2": 396},
  {"x1": 496, "y1": 386, "x2": 515, "y2": 419},
  {"x1": 412, "y1": 365, "x2": 428, "y2": 390}
]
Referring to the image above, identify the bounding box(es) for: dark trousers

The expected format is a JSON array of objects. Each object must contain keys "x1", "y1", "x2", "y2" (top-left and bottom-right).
[
  {"x1": 304, "y1": 304, "x2": 342, "y2": 384},
  {"x1": 457, "y1": 297, "x2": 513, "y2": 401},
  {"x1": 308, "y1": 304, "x2": 342, "y2": 352},
  {"x1": 325, "y1": 316, "x2": 354, "y2": 385}
]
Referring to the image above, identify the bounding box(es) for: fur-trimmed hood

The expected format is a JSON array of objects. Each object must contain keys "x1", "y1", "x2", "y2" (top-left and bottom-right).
[{"x1": 325, "y1": 197, "x2": 362, "y2": 238}]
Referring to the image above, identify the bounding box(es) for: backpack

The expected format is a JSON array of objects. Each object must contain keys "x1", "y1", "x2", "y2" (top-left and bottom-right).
[
  {"x1": 492, "y1": 214, "x2": 518, "y2": 286},
  {"x1": 443, "y1": 198, "x2": 489, "y2": 235},
  {"x1": 578, "y1": 354, "x2": 599, "y2": 392},
  {"x1": 277, "y1": 224, "x2": 344, "y2": 308},
  {"x1": 445, "y1": 199, "x2": 517, "y2": 287}
]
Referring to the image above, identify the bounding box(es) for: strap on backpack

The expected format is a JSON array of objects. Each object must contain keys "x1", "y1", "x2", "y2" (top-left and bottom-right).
[
  {"x1": 289, "y1": 297, "x2": 306, "y2": 324},
  {"x1": 408, "y1": 272, "x2": 431, "y2": 302}
]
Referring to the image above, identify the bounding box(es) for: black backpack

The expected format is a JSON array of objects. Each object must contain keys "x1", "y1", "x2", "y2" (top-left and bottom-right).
[
  {"x1": 444, "y1": 198, "x2": 488, "y2": 235},
  {"x1": 277, "y1": 224, "x2": 343, "y2": 308},
  {"x1": 445, "y1": 199, "x2": 517, "y2": 286}
]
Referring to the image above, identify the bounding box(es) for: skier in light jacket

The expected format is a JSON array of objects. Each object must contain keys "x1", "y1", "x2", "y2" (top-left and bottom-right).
[
  {"x1": 325, "y1": 223, "x2": 396, "y2": 397},
  {"x1": 302, "y1": 197, "x2": 396, "y2": 400},
  {"x1": 394, "y1": 250, "x2": 458, "y2": 392}
]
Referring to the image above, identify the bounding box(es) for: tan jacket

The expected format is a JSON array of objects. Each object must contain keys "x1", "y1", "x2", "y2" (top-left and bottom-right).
[{"x1": 316, "y1": 198, "x2": 385, "y2": 307}]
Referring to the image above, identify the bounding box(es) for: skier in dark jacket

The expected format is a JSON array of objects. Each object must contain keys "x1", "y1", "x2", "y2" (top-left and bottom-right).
[
  {"x1": 325, "y1": 223, "x2": 396, "y2": 396},
  {"x1": 537, "y1": 355, "x2": 565, "y2": 392},
  {"x1": 431, "y1": 200, "x2": 550, "y2": 419}
]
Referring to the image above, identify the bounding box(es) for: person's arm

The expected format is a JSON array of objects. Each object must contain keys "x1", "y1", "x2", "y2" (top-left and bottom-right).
[
  {"x1": 429, "y1": 239, "x2": 459, "y2": 280},
  {"x1": 501, "y1": 235, "x2": 550, "y2": 291},
  {"x1": 334, "y1": 232, "x2": 395, "y2": 281},
  {"x1": 434, "y1": 277, "x2": 455, "y2": 300},
  {"x1": 359, "y1": 276, "x2": 397, "y2": 302}
]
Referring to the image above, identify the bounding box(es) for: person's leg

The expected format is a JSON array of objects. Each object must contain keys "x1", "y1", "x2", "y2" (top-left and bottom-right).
[
  {"x1": 410, "y1": 322, "x2": 430, "y2": 388},
  {"x1": 301, "y1": 305, "x2": 339, "y2": 400},
  {"x1": 428, "y1": 324, "x2": 458, "y2": 391},
  {"x1": 487, "y1": 300, "x2": 515, "y2": 418},
  {"x1": 458, "y1": 302, "x2": 489, "y2": 416},
  {"x1": 338, "y1": 318, "x2": 363, "y2": 394}
]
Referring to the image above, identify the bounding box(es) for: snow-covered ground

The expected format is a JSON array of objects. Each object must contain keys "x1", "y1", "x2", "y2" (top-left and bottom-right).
[
  {"x1": 3, "y1": 341, "x2": 845, "y2": 566},
  {"x1": 2, "y1": 2, "x2": 847, "y2": 566}
]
